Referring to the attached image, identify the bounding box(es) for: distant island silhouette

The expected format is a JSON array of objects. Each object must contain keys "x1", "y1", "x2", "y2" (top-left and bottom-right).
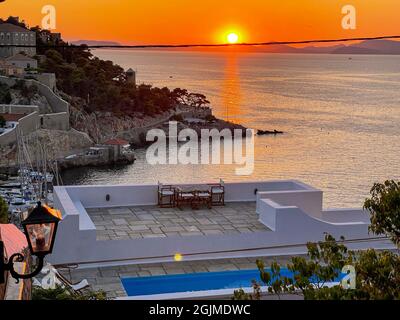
[
  {"x1": 95, "y1": 39, "x2": 400, "y2": 55},
  {"x1": 71, "y1": 40, "x2": 122, "y2": 46}
]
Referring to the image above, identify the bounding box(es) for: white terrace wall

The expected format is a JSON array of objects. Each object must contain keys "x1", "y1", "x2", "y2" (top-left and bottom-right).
[
  {"x1": 49, "y1": 180, "x2": 395, "y2": 266},
  {"x1": 256, "y1": 199, "x2": 374, "y2": 241},
  {"x1": 63, "y1": 180, "x2": 306, "y2": 209},
  {"x1": 321, "y1": 208, "x2": 370, "y2": 223},
  {"x1": 256, "y1": 189, "x2": 323, "y2": 219}
]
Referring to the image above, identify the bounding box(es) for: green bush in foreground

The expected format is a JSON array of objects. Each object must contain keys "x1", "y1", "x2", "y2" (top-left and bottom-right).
[{"x1": 32, "y1": 285, "x2": 107, "y2": 300}]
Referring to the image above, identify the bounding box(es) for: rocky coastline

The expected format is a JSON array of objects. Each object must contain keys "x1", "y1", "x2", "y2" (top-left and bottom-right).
[
  {"x1": 1, "y1": 82, "x2": 283, "y2": 175},
  {"x1": 0, "y1": 106, "x2": 284, "y2": 175}
]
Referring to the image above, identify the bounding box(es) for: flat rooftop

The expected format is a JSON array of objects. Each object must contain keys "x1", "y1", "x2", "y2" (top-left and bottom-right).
[{"x1": 86, "y1": 202, "x2": 269, "y2": 241}]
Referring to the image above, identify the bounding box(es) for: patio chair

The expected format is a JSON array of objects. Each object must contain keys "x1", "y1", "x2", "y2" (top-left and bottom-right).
[
  {"x1": 158, "y1": 181, "x2": 176, "y2": 208},
  {"x1": 209, "y1": 179, "x2": 225, "y2": 206},
  {"x1": 194, "y1": 190, "x2": 212, "y2": 209},
  {"x1": 175, "y1": 187, "x2": 196, "y2": 210}
]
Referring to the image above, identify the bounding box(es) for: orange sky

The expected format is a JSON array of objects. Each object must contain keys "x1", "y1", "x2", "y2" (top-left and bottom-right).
[{"x1": 1, "y1": 0, "x2": 399, "y2": 44}]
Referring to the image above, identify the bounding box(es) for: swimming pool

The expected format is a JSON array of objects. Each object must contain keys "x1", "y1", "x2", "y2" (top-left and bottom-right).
[{"x1": 121, "y1": 268, "x2": 345, "y2": 297}]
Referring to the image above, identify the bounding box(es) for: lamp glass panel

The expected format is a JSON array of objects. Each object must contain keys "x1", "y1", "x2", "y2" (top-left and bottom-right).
[{"x1": 25, "y1": 222, "x2": 55, "y2": 253}]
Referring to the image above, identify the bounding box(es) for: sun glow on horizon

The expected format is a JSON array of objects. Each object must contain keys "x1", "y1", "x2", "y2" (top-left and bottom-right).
[{"x1": 227, "y1": 32, "x2": 239, "y2": 44}]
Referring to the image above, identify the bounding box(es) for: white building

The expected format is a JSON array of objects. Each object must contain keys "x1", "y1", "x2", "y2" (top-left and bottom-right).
[{"x1": 0, "y1": 23, "x2": 36, "y2": 58}]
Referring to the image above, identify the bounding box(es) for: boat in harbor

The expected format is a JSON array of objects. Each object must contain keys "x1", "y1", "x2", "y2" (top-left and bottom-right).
[{"x1": 0, "y1": 182, "x2": 22, "y2": 189}]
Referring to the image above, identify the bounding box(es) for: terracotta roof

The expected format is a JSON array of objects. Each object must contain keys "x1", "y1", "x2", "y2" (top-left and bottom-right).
[
  {"x1": 103, "y1": 138, "x2": 130, "y2": 145},
  {"x1": 5, "y1": 53, "x2": 36, "y2": 62},
  {"x1": 0, "y1": 113, "x2": 26, "y2": 121},
  {"x1": 0, "y1": 224, "x2": 28, "y2": 258},
  {"x1": 0, "y1": 23, "x2": 32, "y2": 33}
]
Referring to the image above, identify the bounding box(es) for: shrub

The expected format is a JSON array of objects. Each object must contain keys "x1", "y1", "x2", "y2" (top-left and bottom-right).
[{"x1": 32, "y1": 285, "x2": 107, "y2": 300}]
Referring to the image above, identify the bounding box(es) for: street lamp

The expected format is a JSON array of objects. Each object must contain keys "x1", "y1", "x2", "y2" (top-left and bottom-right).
[{"x1": 0, "y1": 202, "x2": 61, "y2": 284}]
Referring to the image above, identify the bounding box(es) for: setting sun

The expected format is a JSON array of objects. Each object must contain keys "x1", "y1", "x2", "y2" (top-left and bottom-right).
[{"x1": 227, "y1": 33, "x2": 239, "y2": 44}]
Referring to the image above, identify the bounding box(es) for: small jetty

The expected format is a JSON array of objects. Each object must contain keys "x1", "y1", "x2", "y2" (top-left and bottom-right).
[{"x1": 58, "y1": 138, "x2": 136, "y2": 170}]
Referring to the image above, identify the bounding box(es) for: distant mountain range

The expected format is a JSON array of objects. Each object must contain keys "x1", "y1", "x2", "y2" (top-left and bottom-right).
[
  {"x1": 253, "y1": 40, "x2": 400, "y2": 55},
  {"x1": 69, "y1": 39, "x2": 400, "y2": 55}
]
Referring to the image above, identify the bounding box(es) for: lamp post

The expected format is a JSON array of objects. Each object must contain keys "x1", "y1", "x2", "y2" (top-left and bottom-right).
[{"x1": 0, "y1": 202, "x2": 61, "y2": 284}]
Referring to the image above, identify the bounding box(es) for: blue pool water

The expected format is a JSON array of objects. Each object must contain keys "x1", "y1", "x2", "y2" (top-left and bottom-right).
[{"x1": 121, "y1": 268, "x2": 346, "y2": 297}]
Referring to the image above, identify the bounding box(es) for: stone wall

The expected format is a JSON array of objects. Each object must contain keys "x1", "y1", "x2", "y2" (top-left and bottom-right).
[
  {"x1": 0, "y1": 111, "x2": 40, "y2": 146},
  {"x1": 36, "y1": 80, "x2": 69, "y2": 114},
  {"x1": 34, "y1": 73, "x2": 57, "y2": 91},
  {"x1": 18, "y1": 111, "x2": 40, "y2": 135},
  {"x1": 176, "y1": 105, "x2": 212, "y2": 119},
  {"x1": 40, "y1": 112, "x2": 70, "y2": 131},
  {"x1": 0, "y1": 76, "x2": 69, "y2": 114},
  {"x1": 0, "y1": 104, "x2": 39, "y2": 114},
  {"x1": 0, "y1": 128, "x2": 16, "y2": 147},
  {"x1": 0, "y1": 76, "x2": 70, "y2": 146}
]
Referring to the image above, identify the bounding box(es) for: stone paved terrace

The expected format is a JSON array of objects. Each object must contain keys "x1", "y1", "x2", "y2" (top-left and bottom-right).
[
  {"x1": 59, "y1": 255, "x2": 304, "y2": 299},
  {"x1": 86, "y1": 202, "x2": 269, "y2": 241}
]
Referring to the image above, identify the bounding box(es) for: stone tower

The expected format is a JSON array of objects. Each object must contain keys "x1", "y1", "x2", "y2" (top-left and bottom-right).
[{"x1": 126, "y1": 68, "x2": 136, "y2": 86}]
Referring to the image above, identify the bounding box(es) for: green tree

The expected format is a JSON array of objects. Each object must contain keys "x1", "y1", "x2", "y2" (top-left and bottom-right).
[
  {"x1": 0, "y1": 196, "x2": 9, "y2": 224},
  {"x1": 364, "y1": 180, "x2": 400, "y2": 247},
  {"x1": 186, "y1": 93, "x2": 210, "y2": 108}
]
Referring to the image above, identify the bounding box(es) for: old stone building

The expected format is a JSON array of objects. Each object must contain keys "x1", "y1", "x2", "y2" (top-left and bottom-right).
[
  {"x1": 5, "y1": 53, "x2": 38, "y2": 70},
  {"x1": 0, "y1": 23, "x2": 36, "y2": 58}
]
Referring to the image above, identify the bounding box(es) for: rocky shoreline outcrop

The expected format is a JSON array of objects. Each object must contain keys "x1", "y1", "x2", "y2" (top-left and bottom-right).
[{"x1": 0, "y1": 128, "x2": 93, "y2": 175}]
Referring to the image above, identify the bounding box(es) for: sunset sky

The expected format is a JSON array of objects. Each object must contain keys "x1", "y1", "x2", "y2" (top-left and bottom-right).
[{"x1": 1, "y1": 0, "x2": 399, "y2": 45}]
